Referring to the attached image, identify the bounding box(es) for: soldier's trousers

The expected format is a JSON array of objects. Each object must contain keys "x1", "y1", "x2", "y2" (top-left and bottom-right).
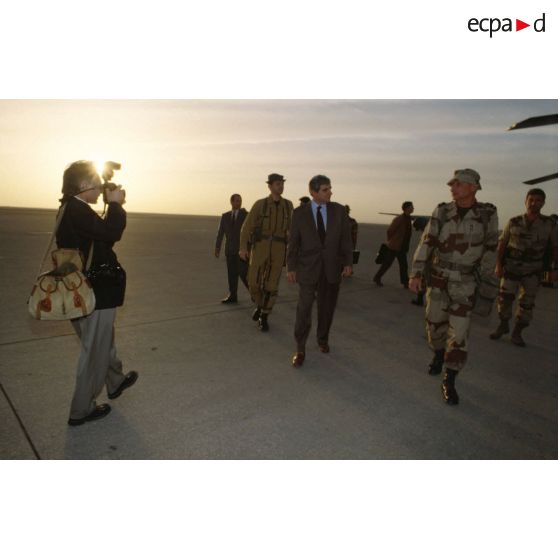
[
  {"x1": 425, "y1": 277, "x2": 476, "y2": 372},
  {"x1": 248, "y1": 240, "x2": 286, "y2": 314},
  {"x1": 497, "y1": 272, "x2": 540, "y2": 325}
]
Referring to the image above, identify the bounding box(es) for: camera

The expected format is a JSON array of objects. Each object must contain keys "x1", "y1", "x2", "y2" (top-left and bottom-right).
[{"x1": 101, "y1": 161, "x2": 123, "y2": 204}]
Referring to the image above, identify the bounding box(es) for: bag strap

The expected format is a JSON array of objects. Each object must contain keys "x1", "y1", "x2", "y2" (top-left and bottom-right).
[
  {"x1": 85, "y1": 239, "x2": 95, "y2": 271},
  {"x1": 36, "y1": 204, "x2": 67, "y2": 277},
  {"x1": 35, "y1": 202, "x2": 94, "y2": 277}
]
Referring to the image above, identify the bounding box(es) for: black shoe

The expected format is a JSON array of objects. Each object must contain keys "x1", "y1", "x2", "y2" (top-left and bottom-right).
[
  {"x1": 252, "y1": 307, "x2": 262, "y2": 321},
  {"x1": 489, "y1": 319, "x2": 509, "y2": 340},
  {"x1": 428, "y1": 350, "x2": 445, "y2": 376},
  {"x1": 511, "y1": 322, "x2": 527, "y2": 347},
  {"x1": 221, "y1": 295, "x2": 238, "y2": 304},
  {"x1": 373, "y1": 277, "x2": 383, "y2": 287},
  {"x1": 108, "y1": 371, "x2": 139, "y2": 400},
  {"x1": 68, "y1": 404, "x2": 111, "y2": 426},
  {"x1": 411, "y1": 299, "x2": 424, "y2": 306},
  {"x1": 258, "y1": 313, "x2": 269, "y2": 332},
  {"x1": 441, "y1": 369, "x2": 459, "y2": 405},
  {"x1": 292, "y1": 352, "x2": 305, "y2": 367}
]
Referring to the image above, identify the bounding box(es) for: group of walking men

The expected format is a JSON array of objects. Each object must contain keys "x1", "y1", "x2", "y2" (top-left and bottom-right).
[
  {"x1": 216, "y1": 169, "x2": 558, "y2": 406},
  {"x1": 215, "y1": 173, "x2": 352, "y2": 365}
]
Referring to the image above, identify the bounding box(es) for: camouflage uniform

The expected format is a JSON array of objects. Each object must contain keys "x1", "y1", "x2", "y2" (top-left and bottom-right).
[
  {"x1": 240, "y1": 195, "x2": 294, "y2": 314},
  {"x1": 497, "y1": 214, "x2": 558, "y2": 325},
  {"x1": 410, "y1": 201, "x2": 499, "y2": 372}
]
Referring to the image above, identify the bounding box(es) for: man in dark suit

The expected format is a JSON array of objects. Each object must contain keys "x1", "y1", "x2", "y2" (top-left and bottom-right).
[
  {"x1": 215, "y1": 193, "x2": 249, "y2": 303},
  {"x1": 287, "y1": 175, "x2": 353, "y2": 367}
]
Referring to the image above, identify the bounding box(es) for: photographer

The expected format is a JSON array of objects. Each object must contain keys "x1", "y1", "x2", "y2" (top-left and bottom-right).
[{"x1": 56, "y1": 160, "x2": 138, "y2": 426}]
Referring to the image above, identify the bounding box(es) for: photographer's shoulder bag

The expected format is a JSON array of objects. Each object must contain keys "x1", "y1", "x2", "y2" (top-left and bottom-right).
[{"x1": 28, "y1": 204, "x2": 96, "y2": 320}]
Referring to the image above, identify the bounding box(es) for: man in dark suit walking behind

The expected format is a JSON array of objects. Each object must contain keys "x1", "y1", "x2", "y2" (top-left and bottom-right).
[
  {"x1": 287, "y1": 175, "x2": 353, "y2": 367},
  {"x1": 373, "y1": 201, "x2": 414, "y2": 287},
  {"x1": 215, "y1": 193, "x2": 248, "y2": 303}
]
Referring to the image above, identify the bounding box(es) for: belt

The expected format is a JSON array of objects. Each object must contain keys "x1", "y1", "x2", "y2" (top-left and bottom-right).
[
  {"x1": 434, "y1": 260, "x2": 476, "y2": 274},
  {"x1": 260, "y1": 235, "x2": 287, "y2": 243},
  {"x1": 506, "y1": 255, "x2": 543, "y2": 263}
]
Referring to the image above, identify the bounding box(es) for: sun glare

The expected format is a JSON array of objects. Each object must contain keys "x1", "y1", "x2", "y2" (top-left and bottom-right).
[{"x1": 94, "y1": 160, "x2": 106, "y2": 178}]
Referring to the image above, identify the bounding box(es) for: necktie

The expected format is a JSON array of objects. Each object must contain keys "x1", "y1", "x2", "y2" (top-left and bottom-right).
[
  {"x1": 317, "y1": 206, "x2": 326, "y2": 244},
  {"x1": 232, "y1": 211, "x2": 236, "y2": 224}
]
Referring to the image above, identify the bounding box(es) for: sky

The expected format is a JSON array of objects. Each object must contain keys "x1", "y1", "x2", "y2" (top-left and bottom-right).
[{"x1": 0, "y1": 99, "x2": 556, "y2": 224}]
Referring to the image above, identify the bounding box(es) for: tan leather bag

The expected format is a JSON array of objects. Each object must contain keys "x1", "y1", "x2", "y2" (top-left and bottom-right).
[{"x1": 28, "y1": 204, "x2": 96, "y2": 320}]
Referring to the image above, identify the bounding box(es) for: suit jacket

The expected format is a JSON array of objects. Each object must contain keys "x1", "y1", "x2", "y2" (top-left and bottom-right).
[
  {"x1": 215, "y1": 208, "x2": 248, "y2": 256},
  {"x1": 287, "y1": 201, "x2": 353, "y2": 284}
]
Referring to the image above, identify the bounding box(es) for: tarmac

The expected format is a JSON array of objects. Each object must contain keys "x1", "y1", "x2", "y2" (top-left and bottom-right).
[{"x1": 1, "y1": 207, "x2": 557, "y2": 459}]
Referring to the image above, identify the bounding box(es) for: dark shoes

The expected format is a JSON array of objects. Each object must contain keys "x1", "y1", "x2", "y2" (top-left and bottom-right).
[
  {"x1": 292, "y1": 352, "x2": 305, "y2": 368},
  {"x1": 428, "y1": 349, "x2": 445, "y2": 376},
  {"x1": 252, "y1": 307, "x2": 262, "y2": 321},
  {"x1": 441, "y1": 369, "x2": 459, "y2": 405},
  {"x1": 68, "y1": 372, "x2": 138, "y2": 426},
  {"x1": 108, "y1": 371, "x2": 139, "y2": 400},
  {"x1": 511, "y1": 322, "x2": 527, "y2": 347},
  {"x1": 489, "y1": 319, "x2": 510, "y2": 340},
  {"x1": 221, "y1": 295, "x2": 238, "y2": 304},
  {"x1": 373, "y1": 276, "x2": 383, "y2": 287},
  {"x1": 258, "y1": 313, "x2": 269, "y2": 332},
  {"x1": 318, "y1": 343, "x2": 330, "y2": 353},
  {"x1": 68, "y1": 404, "x2": 111, "y2": 426}
]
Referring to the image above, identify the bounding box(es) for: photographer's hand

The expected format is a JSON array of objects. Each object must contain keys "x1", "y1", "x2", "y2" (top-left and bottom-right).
[{"x1": 106, "y1": 187, "x2": 126, "y2": 205}]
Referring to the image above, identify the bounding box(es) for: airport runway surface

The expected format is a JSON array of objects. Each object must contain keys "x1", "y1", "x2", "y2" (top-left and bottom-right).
[{"x1": 1, "y1": 207, "x2": 557, "y2": 459}]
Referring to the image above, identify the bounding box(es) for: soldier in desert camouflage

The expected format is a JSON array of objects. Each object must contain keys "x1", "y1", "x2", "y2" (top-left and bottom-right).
[
  {"x1": 490, "y1": 188, "x2": 558, "y2": 346},
  {"x1": 409, "y1": 169, "x2": 499, "y2": 405}
]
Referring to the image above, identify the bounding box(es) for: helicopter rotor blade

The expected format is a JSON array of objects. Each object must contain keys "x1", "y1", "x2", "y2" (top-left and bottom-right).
[
  {"x1": 523, "y1": 172, "x2": 558, "y2": 185},
  {"x1": 508, "y1": 114, "x2": 558, "y2": 130}
]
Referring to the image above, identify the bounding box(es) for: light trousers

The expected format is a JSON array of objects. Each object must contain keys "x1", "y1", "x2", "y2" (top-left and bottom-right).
[{"x1": 70, "y1": 308, "x2": 125, "y2": 420}]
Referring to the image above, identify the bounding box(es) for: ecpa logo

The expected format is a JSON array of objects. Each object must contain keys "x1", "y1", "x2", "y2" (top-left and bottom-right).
[{"x1": 468, "y1": 12, "x2": 546, "y2": 37}]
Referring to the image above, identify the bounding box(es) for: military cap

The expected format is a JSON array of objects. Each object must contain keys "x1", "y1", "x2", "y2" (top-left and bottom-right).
[
  {"x1": 447, "y1": 168, "x2": 482, "y2": 189},
  {"x1": 267, "y1": 173, "x2": 286, "y2": 184}
]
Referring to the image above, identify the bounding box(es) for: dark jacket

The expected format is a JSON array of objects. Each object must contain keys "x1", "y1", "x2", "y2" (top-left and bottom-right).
[
  {"x1": 56, "y1": 197, "x2": 127, "y2": 309},
  {"x1": 387, "y1": 214, "x2": 412, "y2": 252},
  {"x1": 215, "y1": 208, "x2": 247, "y2": 256},
  {"x1": 287, "y1": 201, "x2": 353, "y2": 284}
]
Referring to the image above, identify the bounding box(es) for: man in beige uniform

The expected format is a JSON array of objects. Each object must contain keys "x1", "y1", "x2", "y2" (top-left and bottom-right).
[
  {"x1": 409, "y1": 169, "x2": 499, "y2": 405},
  {"x1": 490, "y1": 188, "x2": 558, "y2": 346},
  {"x1": 240, "y1": 173, "x2": 294, "y2": 332}
]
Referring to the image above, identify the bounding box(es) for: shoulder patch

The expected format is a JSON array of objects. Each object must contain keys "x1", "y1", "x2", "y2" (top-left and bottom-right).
[{"x1": 437, "y1": 202, "x2": 447, "y2": 208}]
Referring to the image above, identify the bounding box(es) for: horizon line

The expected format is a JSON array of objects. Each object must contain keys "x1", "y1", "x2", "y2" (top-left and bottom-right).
[{"x1": 0, "y1": 205, "x2": 387, "y2": 227}]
